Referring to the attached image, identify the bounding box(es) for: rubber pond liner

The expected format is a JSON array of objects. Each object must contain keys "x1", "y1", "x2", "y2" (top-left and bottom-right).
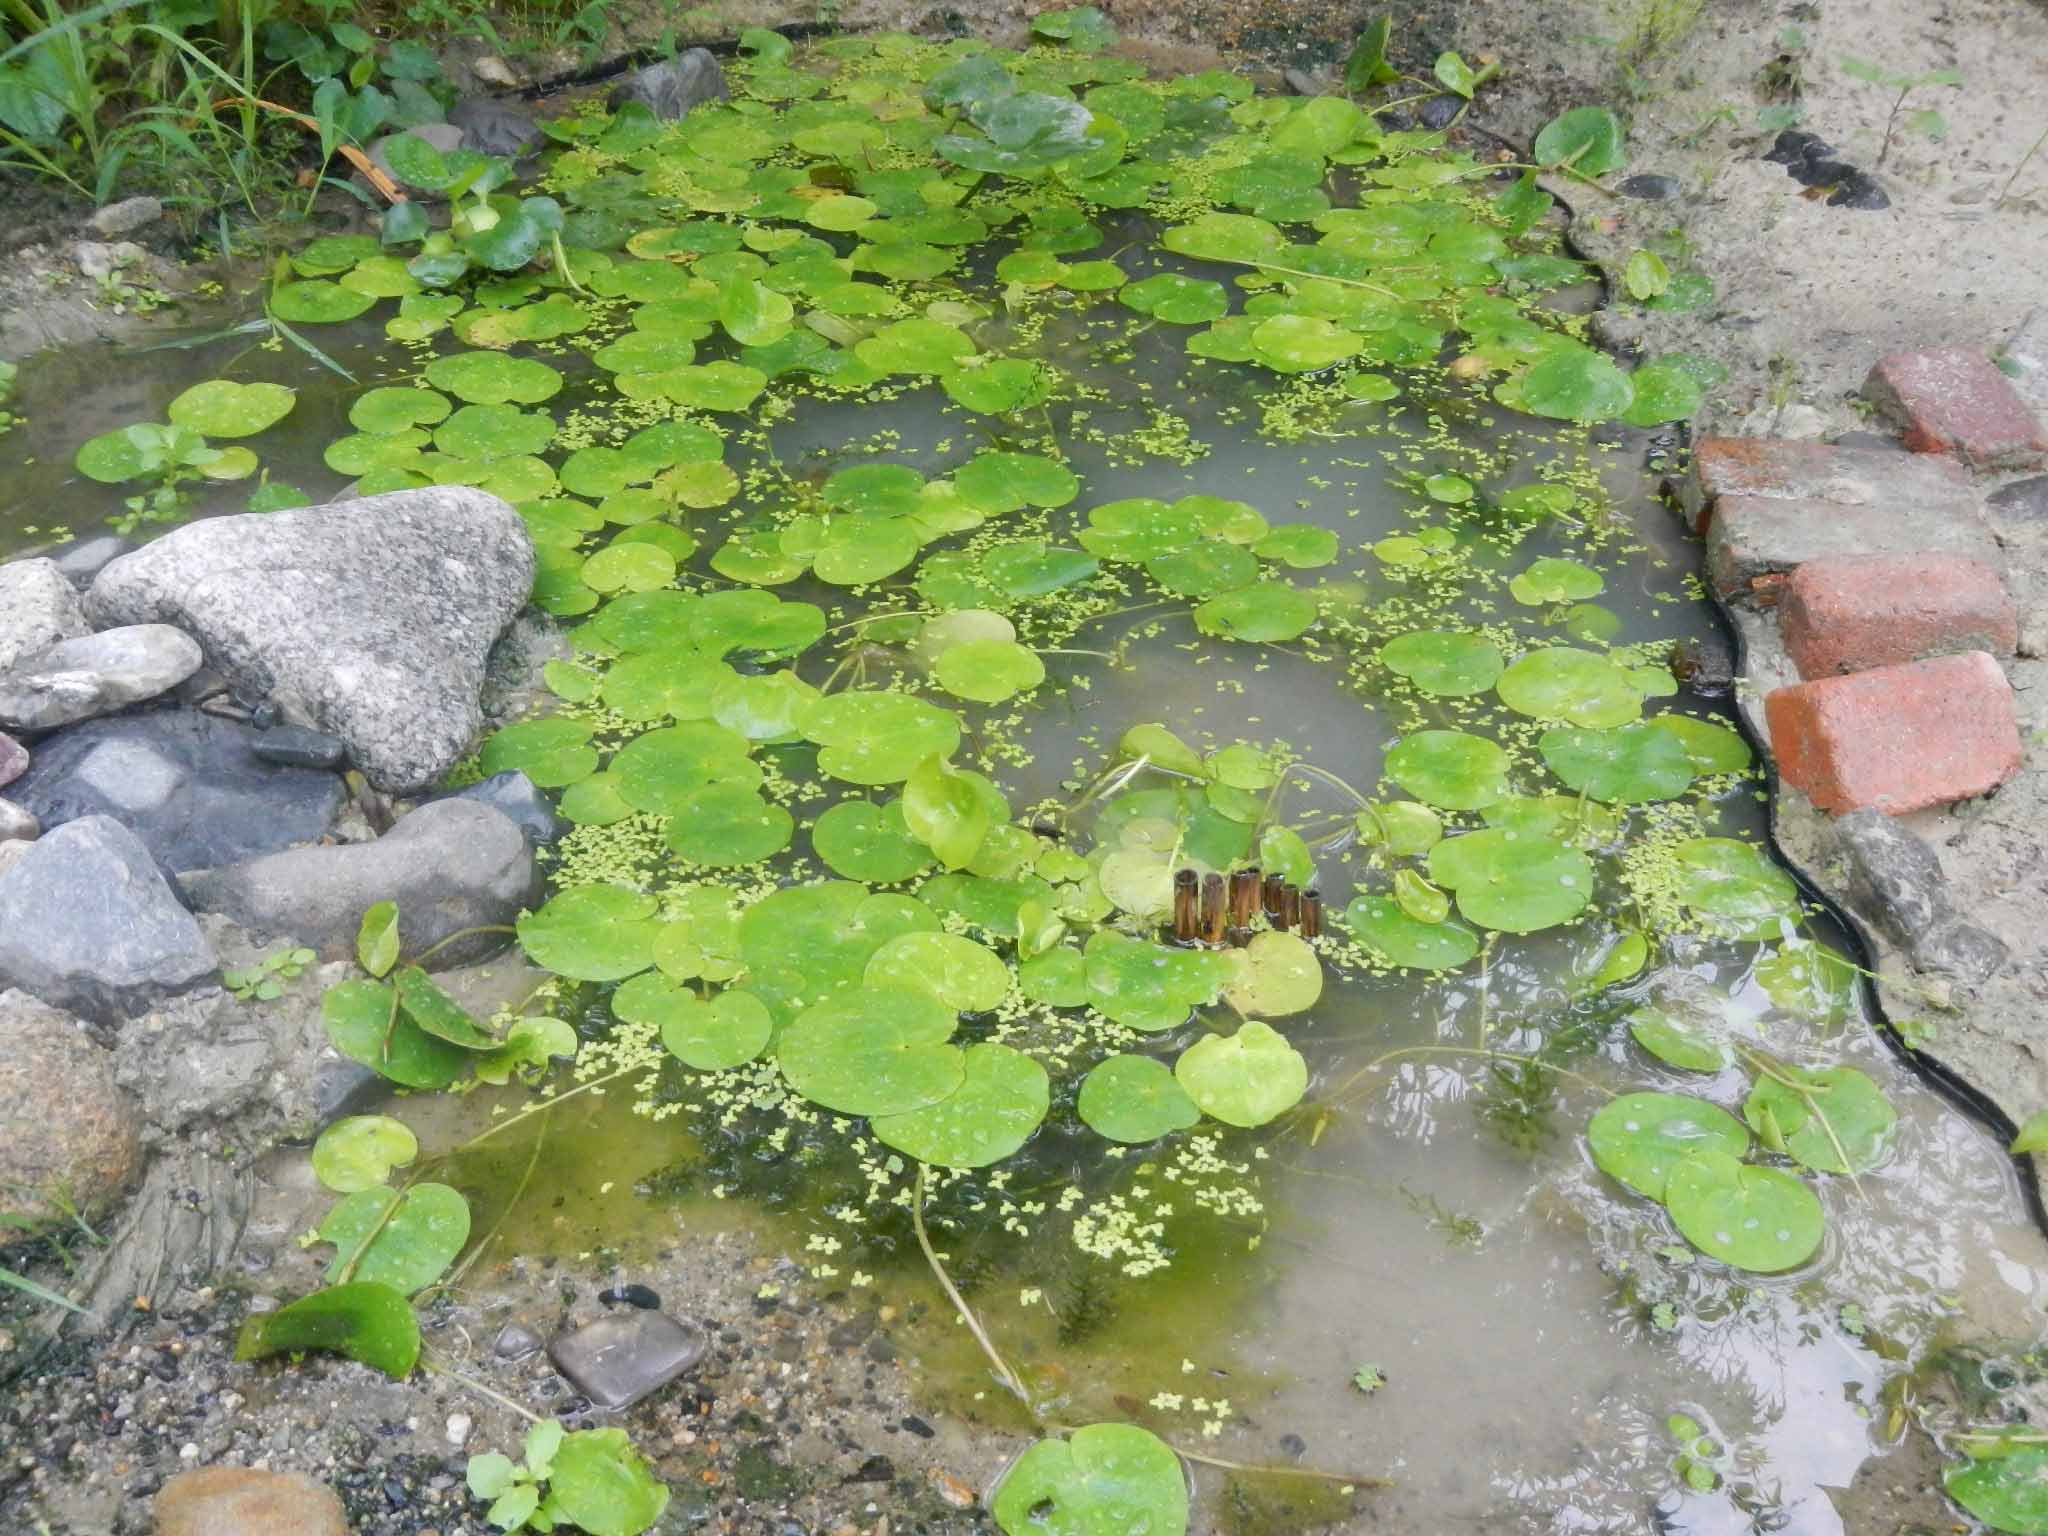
[{"x1": 5, "y1": 14, "x2": 2043, "y2": 1535}]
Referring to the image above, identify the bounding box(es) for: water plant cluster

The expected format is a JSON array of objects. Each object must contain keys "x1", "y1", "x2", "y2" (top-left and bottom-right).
[{"x1": 35, "y1": 10, "x2": 2022, "y2": 1532}]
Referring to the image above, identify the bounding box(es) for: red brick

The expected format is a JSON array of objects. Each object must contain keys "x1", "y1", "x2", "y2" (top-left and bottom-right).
[
  {"x1": 1677, "y1": 435, "x2": 1975, "y2": 533},
  {"x1": 1778, "y1": 553, "x2": 2017, "y2": 678},
  {"x1": 1765, "y1": 652, "x2": 2022, "y2": 814},
  {"x1": 1864, "y1": 348, "x2": 2048, "y2": 472}
]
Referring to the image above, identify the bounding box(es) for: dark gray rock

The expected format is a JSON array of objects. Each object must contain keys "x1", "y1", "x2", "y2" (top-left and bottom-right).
[
  {"x1": 8, "y1": 711, "x2": 346, "y2": 873},
  {"x1": 85, "y1": 488, "x2": 536, "y2": 794},
  {"x1": 449, "y1": 97, "x2": 541, "y2": 158},
  {"x1": 179, "y1": 798, "x2": 537, "y2": 966},
  {"x1": 1835, "y1": 809, "x2": 2009, "y2": 984},
  {"x1": 436, "y1": 770, "x2": 566, "y2": 846},
  {"x1": 49, "y1": 534, "x2": 135, "y2": 588},
  {"x1": 1618, "y1": 173, "x2": 1682, "y2": 200},
  {"x1": 547, "y1": 1311, "x2": 707, "y2": 1409},
  {"x1": 607, "y1": 48, "x2": 727, "y2": 120},
  {"x1": 1988, "y1": 474, "x2": 2048, "y2": 519},
  {"x1": 313, "y1": 1056, "x2": 386, "y2": 1131},
  {"x1": 0, "y1": 989, "x2": 142, "y2": 1237},
  {"x1": 0, "y1": 816, "x2": 218, "y2": 1023},
  {"x1": 252, "y1": 725, "x2": 347, "y2": 770},
  {"x1": 0, "y1": 557, "x2": 89, "y2": 672},
  {"x1": 1417, "y1": 94, "x2": 1462, "y2": 130},
  {"x1": 0, "y1": 798, "x2": 38, "y2": 840},
  {"x1": 0, "y1": 624, "x2": 204, "y2": 732},
  {"x1": 0, "y1": 730, "x2": 23, "y2": 788}
]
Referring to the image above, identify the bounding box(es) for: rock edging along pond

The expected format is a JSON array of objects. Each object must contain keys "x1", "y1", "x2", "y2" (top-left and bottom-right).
[{"x1": 5, "y1": 16, "x2": 2046, "y2": 1536}]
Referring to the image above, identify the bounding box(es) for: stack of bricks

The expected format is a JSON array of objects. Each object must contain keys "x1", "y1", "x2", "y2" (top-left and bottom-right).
[{"x1": 1685, "y1": 348, "x2": 2044, "y2": 816}]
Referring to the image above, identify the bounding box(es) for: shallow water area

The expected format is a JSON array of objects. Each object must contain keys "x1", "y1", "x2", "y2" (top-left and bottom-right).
[{"x1": 2, "y1": 34, "x2": 2042, "y2": 1536}]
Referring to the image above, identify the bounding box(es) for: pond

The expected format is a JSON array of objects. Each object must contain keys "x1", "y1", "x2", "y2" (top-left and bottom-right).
[{"x1": 2, "y1": 25, "x2": 2039, "y2": 1536}]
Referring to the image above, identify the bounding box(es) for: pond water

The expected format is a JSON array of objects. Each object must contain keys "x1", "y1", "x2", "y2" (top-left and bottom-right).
[{"x1": 2, "y1": 39, "x2": 2040, "y2": 1536}]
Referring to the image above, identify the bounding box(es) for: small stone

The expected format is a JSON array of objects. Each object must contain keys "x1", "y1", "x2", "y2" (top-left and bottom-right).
[
  {"x1": 251, "y1": 725, "x2": 347, "y2": 770},
  {"x1": 1831, "y1": 809, "x2": 2007, "y2": 983},
  {"x1": 0, "y1": 989, "x2": 142, "y2": 1238},
  {"x1": 1778, "y1": 553, "x2": 2016, "y2": 677},
  {"x1": 0, "y1": 624, "x2": 204, "y2": 732},
  {"x1": 449, "y1": 97, "x2": 541, "y2": 158},
  {"x1": 1417, "y1": 94, "x2": 1462, "y2": 129},
  {"x1": 8, "y1": 711, "x2": 345, "y2": 873},
  {"x1": 445, "y1": 1413, "x2": 473, "y2": 1446},
  {"x1": 88, "y1": 195, "x2": 163, "y2": 236},
  {"x1": 469, "y1": 53, "x2": 519, "y2": 86},
  {"x1": 312, "y1": 1058, "x2": 385, "y2": 1130},
  {"x1": 0, "y1": 730, "x2": 25, "y2": 789},
  {"x1": 930, "y1": 1470, "x2": 976, "y2": 1509},
  {"x1": 1987, "y1": 474, "x2": 2048, "y2": 519},
  {"x1": 1618, "y1": 172, "x2": 1682, "y2": 200},
  {"x1": 87, "y1": 488, "x2": 536, "y2": 794},
  {"x1": 47, "y1": 534, "x2": 134, "y2": 588},
  {"x1": 0, "y1": 816, "x2": 218, "y2": 1023},
  {"x1": 73, "y1": 239, "x2": 144, "y2": 281},
  {"x1": 607, "y1": 48, "x2": 728, "y2": 120},
  {"x1": 1864, "y1": 347, "x2": 2048, "y2": 471},
  {"x1": 154, "y1": 1466, "x2": 348, "y2": 1536},
  {"x1": 434, "y1": 769, "x2": 567, "y2": 846},
  {"x1": 1281, "y1": 67, "x2": 1325, "y2": 96},
  {"x1": 0, "y1": 558, "x2": 89, "y2": 672},
  {"x1": 179, "y1": 798, "x2": 537, "y2": 966},
  {"x1": 827, "y1": 1309, "x2": 879, "y2": 1349},
  {"x1": 494, "y1": 1321, "x2": 543, "y2": 1359},
  {"x1": 1765, "y1": 652, "x2": 2022, "y2": 815},
  {"x1": 0, "y1": 798, "x2": 38, "y2": 840},
  {"x1": 547, "y1": 1311, "x2": 708, "y2": 1409}
]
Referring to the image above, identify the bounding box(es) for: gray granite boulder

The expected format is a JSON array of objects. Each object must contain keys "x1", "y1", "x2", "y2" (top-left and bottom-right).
[
  {"x1": 449, "y1": 96, "x2": 541, "y2": 158},
  {"x1": 608, "y1": 48, "x2": 727, "y2": 119},
  {"x1": 0, "y1": 816, "x2": 218, "y2": 1023},
  {"x1": 7, "y1": 710, "x2": 346, "y2": 873},
  {"x1": 85, "y1": 488, "x2": 536, "y2": 794},
  {"x1": 0, "y1": 557, "x2": 89, "y2": 671},
  {"x1": 179, "y1": 797, "x2": 538, "y2": 966},
  {"x1": 0, "y1": 989, "x2": 143, "y2": 1237},
  {"x1": 0, "y1": 624, "x2": 203, "y2": 732}
]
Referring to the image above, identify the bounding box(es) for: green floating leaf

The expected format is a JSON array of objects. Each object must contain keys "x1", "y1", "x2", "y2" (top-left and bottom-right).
[
  {"x1": 625, "y1": 980, "x2": 772, "y2": 1072},
  {"x1": 777, "y1": 986, "x2": 964, "y2": 1117},
  {"x1": 992, "y1": 1423, "x2": 1188, "y2": 1536},
  {"x1": 1343, "y1": 895, "x2": 1479, "y2": 971},
  {"x1": 1175, "y1": 1021, "x2": 1308, "y2": 1129},
  {"x1": 311, "y1": 1115, "x2": 419, "y2": 1194},
  {"x1": 166, "y1": 379, "x2": 296, "y2": 438},
  {"x1": 812, "y1": 799, "x2": 933, "y2": 884},
  {"x1": 1085, "y1": 930, "x2": 1234, "y2": 1032},
  {"x1": 544, "y1": 1426, "x2": 672, "y2": 1536},
  {"x1": 1946, "y1": 1442, "x2": 2048, "y2": 1535},
  {"x1": 517, "y1": 885, "x2": 662, "y2": 982},
  {"x1": 479, "y1": 718, "x2": 598, "y2": 788},
  {"x1": 665, "y1": 784, "x2": 795, "y2": 866},
  {"x1": 801, "y1": 692, "x2": 962, "y2": 786},
  {"x1": 1385, "y1": 729, "x2": 1510, "y2": 811},
  {"x1": 1743, "y1": 1064, "x2": 1896, "y2": 1174},
  {"x1": 1078, "y1": 1054, "x2": 1202, "y2": 1144},
  {"x1": 1539, "y1": 724, "x2": 1695, "y2": 804},
  {"x1": 1380, "y1": 631, "x2": 1504, "y2": 697},
  {"x1": 1428, "y1": 828, "x2": 1596, "y2": 933},
  {"x1": 235, "y1": 1282, "x2": 420, "y2": 1380},
  {"x1": 872, "y1": 1042, "x2": 1050, "y2": 1167},
  {"x1": 934, "y1": 638, "x2": 1046, "y2": 703},
  {"x1": 865, "y1": 930, "x2": 1010, "y2": 1013},
  {"x1": 1671, "y1": 837, "x2": 1800, "y2": 939},
  {"x1": 1497, "y1": 647, "x2": 1644, "y2": 728},
  {"x1": 317, "y1": 1181, "x2": 471, "y2": 1295},
  {"x1": 323, "y1": 979, "x2": 469, "y2": 1089},
  {"x1": 1664, "y1": 1149, "x2": 1824, "y2": 1272},
  {"x1": 1193, "y1": 581, "x2": 1318, "y2": 643},
  {"x1": 1629, "y1": 1007, "x2": 1733, "y2": 1073},
  {"x1": 1516, "y1": 347, "x2": 1634, "y2": 422},
  {"x1": 1509, "y1": 557, "x2": 1603, "y2": 605},
  {"x1": 1222, "y1": 931, "x2": 1322, "y2": 1017},
  {"x1": 395, "y1": 965, "x2": 497, "y2": 1049},
  {"x1": 1587, "y1": 1091, "x2": 1749, "y2": 1200},
  {"x1": 1650, "y1": 714, "x2": 1752, "y2": 775}
]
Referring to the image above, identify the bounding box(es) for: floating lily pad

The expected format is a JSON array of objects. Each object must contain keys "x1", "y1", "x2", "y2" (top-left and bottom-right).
[
  {"x1": 1671, "y1": 837, "x2": 1801, "y2": 939},
  {"x1": 991, "y1": 1423, "x2": 1188, "y2": 1536},
  {"x1": 271, "y1": 280, "x2": 378, "y2": 323},
  {"x1": 777, "y1": 986, "x2": 964, "y2": 1117},
  {"x1": 1222, "y1": 931, "x2": 1322, "y2": 1016},
  {"x1": 1427, "y1": 828, "x2": 1596, "y2": 933},
  {"x1": 1587, "y1": 1092, "x2": 1749, "y2": 1200},
  {"x1": 516, "y1": 884, "x2": 661, "y2": 981},
  {"x1": 166, "y1": 379, "x2": 296, "y2": 438},
  {"x1": 1077, "y1": 1054, "x2": 1202, "y2": 1143},
  {"x1": 934, "y1": 638, "x2": 1046, "y2": 703},
  {"x1": 1539, "y1": 724, "x2": 1695, "y2": 804},
  {"x1": 1380, "y1": 631, "x2": 1504, "y2": 696},
  {"x1": 1497, "y1": 647, "x2": 1644, "y2": 728},
  {"x1": 317, "y1": 1182, "x2": 470, "y2": 1296},
  {"x1": 665, "y1": 784, "x2": 795, "y2": 866},
  {"x1": 1510, "y1": 557, "x2": 1604, "y2": 606},
  {"x1": 311, "y1": 1115, "x2": 419, "y2": 1194},
  {"x1": 1663, "y1": 1148, "x2": 1824, "y2": 1272},
  {"x1": 872, "y1": 1042, "x2": 1050, "y2": 1167},
  {"x1": 1385, "y1": 730, "x2": 1510, "y2": 810},
  {"x1": 1175, "y1": 1020, "x2": 1308, "y2": 1128},
  {"x1": 1743, "y1": 1065, "x2": 1896, "y2": 1175},
  {"x1": 1193, "y1": 581, "x2": 1317, "y2": 643},
  {"x1": 865, "y1": 930, "x2": 1010, "y2": 1012},
  {"x1": 801, "y1": 692, "x2": 962, "y2": 785},
  {"x1": 1629, "y1": 1007, "x2": 1734, "y2": 1073},
  {"x1": 1085, "y1": 930, "x2": 1234, "y2": 1032}
]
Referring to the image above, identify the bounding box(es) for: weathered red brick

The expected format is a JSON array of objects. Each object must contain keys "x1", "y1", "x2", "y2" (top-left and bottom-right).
[
  {"x1": 1779, "y1": 553, "x2": 2017, "y2": 678},
  {"x1": 1765, "y1": 652, "x2": 2022, "y2": 814},
  {"x1": 1677, "y1": 435, "x2": 1975, "y2": 533},
  {"x1": 1864, "y1": 348, "x2": 2048, "y2": 472},
  {"x1": 1704, "y1": 494, "x2": 2000, "y2": 604}
]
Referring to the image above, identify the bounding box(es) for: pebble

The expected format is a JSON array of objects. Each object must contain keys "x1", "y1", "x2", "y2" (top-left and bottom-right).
[
  {"x1": 0, "y1": 797, "x2": 36, "y2": 841},
  {"x1": 546, "y1": 1310, "x2": 707, "y2": 1410},
  {"x1": 1618, "y1": 172, "x2": 1682, "y2": 200},
  {"x1": 0, "y1": 731, "x2": 27, "y2": 790},
  {"x1": 88, "y1": 195, "x2": 163, "y2": 236},
  {"x1": 492, "y1": 1321, "x2": 542, "y2": 1359},
  {"x1": 930, "y1": 1469, "x2": 976, "y2": 1508},
  {"x1": 600, "y1": 1282, "x2": 662, "y2": 1310},
  {"x1": 1418, "y1": 94, "x2": 1462, "y2": 129},
  {"x1": 250, "y1": 725, "x2": 347, "y2": 770},
  {"x1": 469, "y1": 53, "x2": 519, "y2": 86},
  {"x1": 444, "y1": 1413, "x2": 471, "y2": 1446}
]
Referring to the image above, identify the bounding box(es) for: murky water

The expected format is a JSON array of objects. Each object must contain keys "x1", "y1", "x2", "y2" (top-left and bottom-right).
[{"x1": 2, "y1": 226, "x2": 2039, "y2": 1536}]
